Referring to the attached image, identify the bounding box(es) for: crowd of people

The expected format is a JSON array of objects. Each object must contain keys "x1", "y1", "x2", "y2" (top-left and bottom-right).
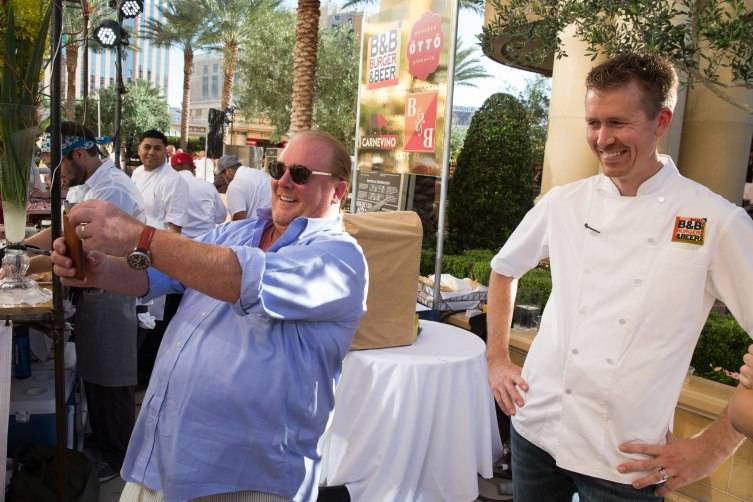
[{"x1": 11, "y1": 52, "x2": 752, "y2": 502}]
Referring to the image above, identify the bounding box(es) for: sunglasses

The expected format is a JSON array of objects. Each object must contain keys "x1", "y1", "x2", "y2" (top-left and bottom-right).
[{"x1": 267, "y1": 160, "x2": 337, "y2": 185}]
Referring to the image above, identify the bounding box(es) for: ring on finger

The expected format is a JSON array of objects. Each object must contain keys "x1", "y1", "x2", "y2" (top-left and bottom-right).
[
  {"x1": 657, "y1": 467, "x2": 670, "y2": 483},
  {"x1": 78, "y1": 222, "x2": 89, "y2": 240}
]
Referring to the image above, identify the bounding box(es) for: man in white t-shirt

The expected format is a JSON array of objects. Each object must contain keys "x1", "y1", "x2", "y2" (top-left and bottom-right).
[
  {"x1": 130, "y1": 130, "x2": 189, "y2": 386},
  {"x1": 217, "y1": 154, "x2": 272, "y2": 220},
  {"x1": 130, "y1": 130, "x2": 189, "y2": 234},
  {"x1": 170, "y1": 151, "x2": 227, "y2": 238},
  {"x1": 487, "y1": 53, "x2": 753, "y2": 501}
]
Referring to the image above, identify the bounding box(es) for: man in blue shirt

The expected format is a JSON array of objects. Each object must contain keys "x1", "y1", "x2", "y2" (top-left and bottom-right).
[{"x1": 51, "y1": 131, "x2": 369, "y2": 502}]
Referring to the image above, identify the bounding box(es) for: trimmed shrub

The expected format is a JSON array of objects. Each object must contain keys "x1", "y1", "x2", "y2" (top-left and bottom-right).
[
  {"x1": 166, "y1": 136, "x2": 206, "y2": 154},
  {"x1": 692, "y1": 313, "x2": 749, "y2": 386},
  {"x1": 516, "y1": 268, "x2": 552, "y2": 308},
  {"x1": 446, "y1": 93, "x2": 534, "y2": 253}
]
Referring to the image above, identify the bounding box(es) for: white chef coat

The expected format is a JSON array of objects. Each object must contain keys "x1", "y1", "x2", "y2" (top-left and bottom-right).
[
  {"x1": 130, "y1": 162, "x2": 189, "y2": 230},
  {"x1": 177, "y1": 170, "x2": 227, "y2": 239},
  {"x1": 225, "y1": 166, "x2": 272, "y2": 219},
  {"x1": 491, "y1": 156, "x2": 753, "y2": 484},
  {"x1": 68, "y1": 158, "x2": 145, "y2": 221}
]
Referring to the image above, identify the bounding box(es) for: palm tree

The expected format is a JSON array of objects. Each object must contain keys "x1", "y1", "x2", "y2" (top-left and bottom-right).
[
  {"x1": 289, "y1": 0, "x2": 321, "y2": 134},
  {"x1": 454, "y1": 39, "x2": 492, "y2": 87},
  {"x1": 142, "y1": 0, "x2": 211, "y2": 149},
  {"x1": 342, "y1": 0, "x2": 485, "y2": 14},
  {"x1": 62, "y1": 0, "x2": 109, "y2": 121},
  {"x1": 203, "y1": 0, "x2": 281, "y2": 112}
]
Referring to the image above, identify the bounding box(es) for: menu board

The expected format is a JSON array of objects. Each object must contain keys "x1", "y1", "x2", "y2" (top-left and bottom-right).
[{"x1": 354, "y1": 171, "x2": 405, "y2": 213}]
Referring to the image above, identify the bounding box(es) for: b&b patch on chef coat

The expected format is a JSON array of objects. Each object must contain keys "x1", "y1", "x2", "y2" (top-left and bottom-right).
[{"x1": 672, "y1": 216, "x2": 707, "y2": 245}]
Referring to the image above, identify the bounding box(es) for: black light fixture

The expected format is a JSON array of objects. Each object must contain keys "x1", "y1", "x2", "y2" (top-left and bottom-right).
[
  {"x1": 93, "y1": 0, "x2": 142, "y2": 169},
  {"x1": 93, "y1": 19, "x2": 123, "y2": 48},
  {"x1": 119, "y1": 0, "x2": 143, "y2": 19}
]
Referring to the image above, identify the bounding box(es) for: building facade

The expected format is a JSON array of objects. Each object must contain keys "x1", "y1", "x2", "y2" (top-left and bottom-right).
[{"x1": 184, "y1": 53, "x2": 275, "y2": 145}]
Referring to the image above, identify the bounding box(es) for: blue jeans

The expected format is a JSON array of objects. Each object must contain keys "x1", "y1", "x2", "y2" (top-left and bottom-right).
[{"x1": 511, "y1": 425, "x2": 664, "y2": 502}]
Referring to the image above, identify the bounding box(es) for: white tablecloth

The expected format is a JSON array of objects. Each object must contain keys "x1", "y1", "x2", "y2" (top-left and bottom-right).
[{"x1": 319, "y1": 320, "x2": 502, "y2": 502}]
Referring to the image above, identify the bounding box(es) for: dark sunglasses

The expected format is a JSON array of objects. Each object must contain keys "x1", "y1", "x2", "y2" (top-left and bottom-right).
[{"x1": 267, "y1": 160, "x2": 337, "y2": 185}]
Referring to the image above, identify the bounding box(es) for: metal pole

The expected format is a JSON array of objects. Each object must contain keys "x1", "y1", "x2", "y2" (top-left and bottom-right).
[
  {"x1": 432, "y1": 1, "x2": 460, "y2": 309},
  {"x1": 113, "y1": 9, "x2": 124, "y2": 168},
  {"x1": 97, "y1": 94, "x2": 101, "y2": 137},
  {"x1": 82, "y1": 0, "x2": 90, "y2": 124},
  {"x1": 50, "y1": 0, "x2": 67, "y2": 500}
]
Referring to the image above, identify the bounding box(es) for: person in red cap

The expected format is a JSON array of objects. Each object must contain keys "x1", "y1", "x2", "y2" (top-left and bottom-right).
[{"x1": 170, "y1": 152, "x2": 227, "y2": 239}]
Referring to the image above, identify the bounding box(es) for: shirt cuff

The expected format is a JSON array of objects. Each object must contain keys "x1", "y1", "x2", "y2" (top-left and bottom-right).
[{"x1": 230, "y1": 246, "x2": 266, "y2": 316}]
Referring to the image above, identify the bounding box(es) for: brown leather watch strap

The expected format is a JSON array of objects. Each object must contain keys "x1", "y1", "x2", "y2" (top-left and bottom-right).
[{"x1": 136, "y1": 225, "x2": 156, "y2": 253}]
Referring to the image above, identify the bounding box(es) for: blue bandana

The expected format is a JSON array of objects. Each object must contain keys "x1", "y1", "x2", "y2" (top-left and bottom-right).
[{"x1": 39, "y1": 133, "x2": 112, "y2": 155}]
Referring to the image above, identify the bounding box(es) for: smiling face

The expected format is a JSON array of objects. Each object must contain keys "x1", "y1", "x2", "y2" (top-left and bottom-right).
[
  {"x1": 270, "y1": 135, "x2": 348, "y2": 234},
  {"x1": 585, "y1": 80, "x2": 672, "y2": 196},
  {"x1": 138, "y1": 137, "x2": 167, "y2": 171}
]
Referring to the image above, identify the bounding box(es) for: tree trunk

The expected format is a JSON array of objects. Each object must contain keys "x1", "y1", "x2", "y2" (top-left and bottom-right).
[
  {"x1": 220, "y1": 42, "x2": 238, "y2": 112},
  {"x1": 181, "y1": 48, "x2": 194, "y2": 150},
  {"x1": 289, "y1": 0, "x2": 320, "y2": 134},
  {"x1": 65, "y1": 44, "x2": 79, "y2": 121}
]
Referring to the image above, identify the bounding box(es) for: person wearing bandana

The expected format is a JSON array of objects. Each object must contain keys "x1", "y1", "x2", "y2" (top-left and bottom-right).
[{"x1": 26, "y1": 121, "x2": 145, "y2": 483}]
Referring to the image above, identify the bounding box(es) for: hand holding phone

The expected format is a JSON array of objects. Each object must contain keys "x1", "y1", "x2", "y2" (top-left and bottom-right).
[{"x1": 63, "y1": 213, "x2": 85, "y2": 280}]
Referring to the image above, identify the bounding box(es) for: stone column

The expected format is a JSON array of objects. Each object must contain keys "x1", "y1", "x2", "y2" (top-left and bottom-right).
[
  {"x1": 539, "y1": 25, "x2": 606, "y2": 195},
  {"x1": 678, "y1": 79, "x2": 753, "y2": 205}
]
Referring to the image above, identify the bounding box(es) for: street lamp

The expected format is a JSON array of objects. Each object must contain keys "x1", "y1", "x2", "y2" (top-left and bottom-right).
[{"x1": 93, "y1": 0, "x2": 140, "y2": 169}]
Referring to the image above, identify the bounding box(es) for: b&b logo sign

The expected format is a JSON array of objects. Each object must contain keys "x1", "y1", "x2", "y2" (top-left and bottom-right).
[
  {"x1": 367, "y1": 25, "x2": 400, "y2": 90},
  {"x1": 404, "y1": 91, "x2": 437, "y2": 153}
]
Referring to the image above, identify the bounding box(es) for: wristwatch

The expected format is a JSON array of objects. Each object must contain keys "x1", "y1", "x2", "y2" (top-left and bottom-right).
[{"x1": 126, "y1": 225, "x2": 156, "y2": 270}]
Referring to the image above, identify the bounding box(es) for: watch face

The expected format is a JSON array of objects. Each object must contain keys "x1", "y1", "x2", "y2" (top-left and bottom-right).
[{"x1": 127, "y1": 250, "x2": 151, "y2": 270}]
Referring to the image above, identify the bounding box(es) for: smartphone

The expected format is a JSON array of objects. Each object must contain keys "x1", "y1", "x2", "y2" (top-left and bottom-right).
[{"x1": 62, "y1": 213, "x2": 85, "y2": 280}]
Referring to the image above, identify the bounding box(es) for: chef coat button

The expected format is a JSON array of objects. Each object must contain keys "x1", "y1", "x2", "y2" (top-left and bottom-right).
[
  {"x1": 176, "y1": 341, "x2": 182, "y2": 347},
  {"x1": 606, "y1": 358, "x2": 614, "y2": 365},
  {"x1": 618, "y1": 318, "x2": 627, "y2": 325},
  {"x1": 565, "y1": 389, "x2": 572, "y2": 395},
  {"x1": 647, "y1": 237, "x2": 656, "y2": 245},
  {"x1": 658, "y1": 196, "x2": 665, "y2": 203},
  {"x1": 584, "y1": 269, "x2": 591, "y2": 275},
  {"x1": 572, "y1": 348, "x2": 579, "y2": 355},
  {"x1": 634, "y1": 278, "x2": 642, "y2": 286},
  {"x1": 578, "y1": 306, "x2": 587, "y2": 314}
]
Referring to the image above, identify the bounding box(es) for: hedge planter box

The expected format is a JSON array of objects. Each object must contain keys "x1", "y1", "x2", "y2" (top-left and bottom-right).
[{"x1": 508, "y1": 329, "x2": 753, "y2": 502}]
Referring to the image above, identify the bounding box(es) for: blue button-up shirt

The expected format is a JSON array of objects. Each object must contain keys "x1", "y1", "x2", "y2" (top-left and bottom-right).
[{"x1": 121, "y1": 209, "x2": 368, "y2": 502}]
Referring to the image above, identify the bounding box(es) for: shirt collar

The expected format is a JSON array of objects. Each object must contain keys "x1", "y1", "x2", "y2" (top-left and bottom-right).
[
  {"x1": 254, "y1": 207, "x2": 343, "y2": 248},
  {"x1": 83, "y1": 157, "x2": 114, "y2": 191},
  {"x1": 596, "y1": 154, "x2": 679, "y2": 197}
]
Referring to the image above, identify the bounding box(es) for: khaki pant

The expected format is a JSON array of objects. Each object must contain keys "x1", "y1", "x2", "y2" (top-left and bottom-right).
[{"x1": 120, "y1": 482, "x2": 292, "y2": 502}]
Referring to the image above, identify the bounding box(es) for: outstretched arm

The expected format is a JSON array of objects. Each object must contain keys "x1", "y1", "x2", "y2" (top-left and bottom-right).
[
  {"x1": 66, "y1": 200, "x2": 241, "y2": 302},
  {"x1": 51, "y1": 237, "x2": 149, "y2": 296}
]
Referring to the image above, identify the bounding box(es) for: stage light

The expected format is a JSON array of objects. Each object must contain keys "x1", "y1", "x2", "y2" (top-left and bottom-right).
[
  {"x1": 94, "y1": 20, "x2": 122, "y2": 48},
  {"x1": 119, "y1": 0, "x2": 143, "y2": 18}
]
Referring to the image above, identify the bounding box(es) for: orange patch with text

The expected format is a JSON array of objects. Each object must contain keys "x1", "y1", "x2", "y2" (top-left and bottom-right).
[{"x1": 672, "y1": 216, "x2": 707, "y2": 245}]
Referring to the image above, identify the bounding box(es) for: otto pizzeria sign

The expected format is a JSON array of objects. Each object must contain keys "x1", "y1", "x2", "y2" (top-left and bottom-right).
[{"x1": 407, "y1": 12, "x2": 444, "y2": 80}]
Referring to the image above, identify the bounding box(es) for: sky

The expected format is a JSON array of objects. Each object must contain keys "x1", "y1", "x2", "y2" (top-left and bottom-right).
[{"x1": 166, "y1": 1, "x2": 537, "y2": 109}]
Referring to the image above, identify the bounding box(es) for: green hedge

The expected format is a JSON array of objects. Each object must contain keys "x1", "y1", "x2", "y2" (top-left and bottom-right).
[
  {"x1": 420, "y1": 248, "x2": 496, "y2": 285},
  {"x1": 166, "y1": 135, "x2": 206, "y2": 153},
  {"x1": 692, "y1": 313, "x2": 750, "y2": 386},
  {"x1": 423, "y1": 248, "x2": 748, "y2": 386}
]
